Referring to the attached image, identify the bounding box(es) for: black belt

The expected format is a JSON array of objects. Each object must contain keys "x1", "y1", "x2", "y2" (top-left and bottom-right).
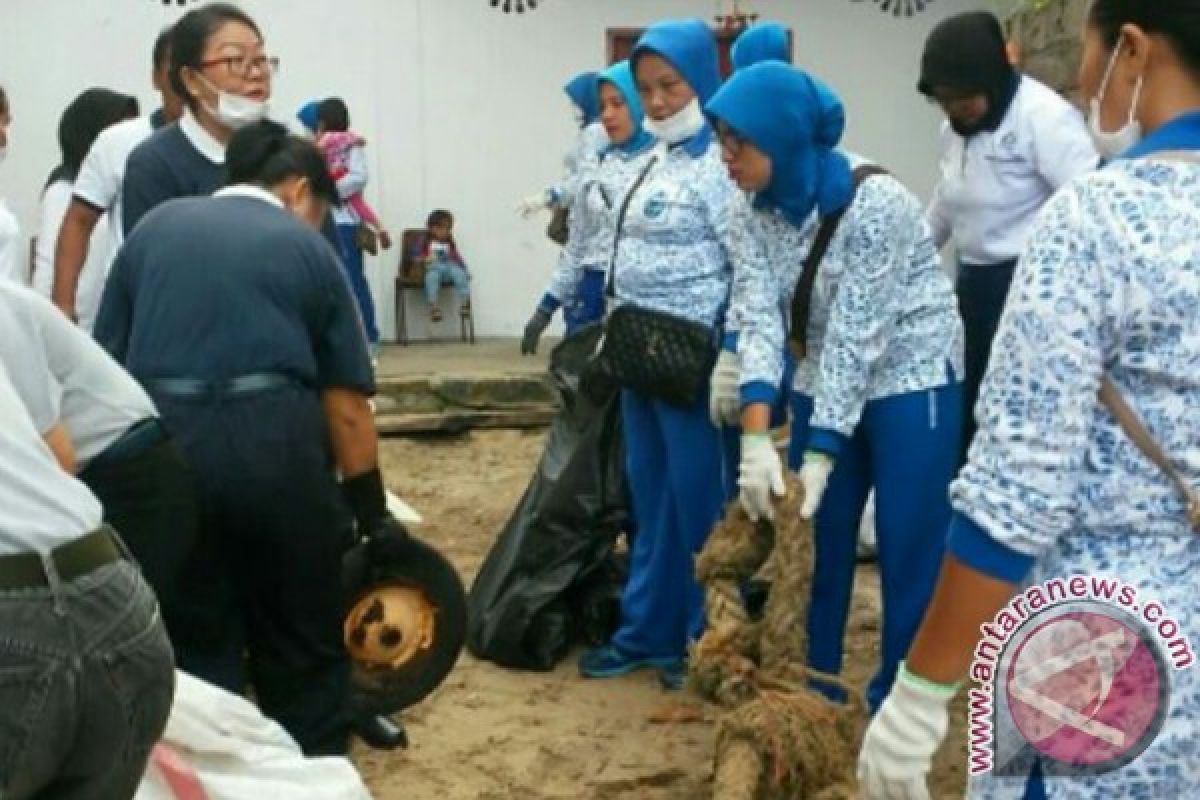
[
  {"x1": 959, "y1": 257, "x2": 1019, "y2": 271},
  {"x1": 0, "y1": 526, "x2": 122, "y2": 591},
  {"x1": 91, "y1": 417, "x2": 166, "y2": 468},
  {"x1": 144, "y1": 372, "x2": 298, "y2": 398}
]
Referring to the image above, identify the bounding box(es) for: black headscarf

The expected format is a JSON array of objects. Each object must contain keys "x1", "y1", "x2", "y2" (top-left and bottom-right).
[
  {"x1": 918, "y1": 11, "x2": 1019, "y2": 137},
  {"x1": 46, "y1": 88, "x2": 139, "y2": 188}
]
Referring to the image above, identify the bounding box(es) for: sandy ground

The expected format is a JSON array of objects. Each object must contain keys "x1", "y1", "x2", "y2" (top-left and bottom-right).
[{"x1": 362, "y1": 430, "x2": 968, "y2": 799}]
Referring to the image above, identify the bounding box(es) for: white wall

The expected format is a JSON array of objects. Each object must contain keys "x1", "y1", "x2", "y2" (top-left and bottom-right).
[{"x1": 0, "y1": 0, "x2": 989, "y2": 340}]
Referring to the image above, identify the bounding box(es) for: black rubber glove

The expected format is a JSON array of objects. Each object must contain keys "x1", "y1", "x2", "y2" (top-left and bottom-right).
[
  {"x1": 342, "y1": 468, "x2": 413, "y2": 562},
  {"x1": 521, "y1": 308, "x2": 553, "y2": 355}
]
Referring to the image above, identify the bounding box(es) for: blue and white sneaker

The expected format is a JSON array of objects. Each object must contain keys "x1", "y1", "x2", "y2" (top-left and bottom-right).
[{"x1": 578, "y1": 644, "x2": 677, "y2": 679}]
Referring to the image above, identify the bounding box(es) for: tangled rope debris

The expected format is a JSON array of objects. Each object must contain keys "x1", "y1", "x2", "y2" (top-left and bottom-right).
[{"x1": 692, "y1": 475, "x2": 866, "y2": 799}]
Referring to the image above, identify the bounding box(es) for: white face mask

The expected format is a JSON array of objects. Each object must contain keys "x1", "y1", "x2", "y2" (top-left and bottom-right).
[
  {"x1": 1088, "y1": 42, "x2": 1143, "y2": 159},
  {"x1": 643, "y1": 97, "x2": 706, "y2": 145},
  {"x1": 197, "y1": 74, "x2": 269, "y2": 130}
]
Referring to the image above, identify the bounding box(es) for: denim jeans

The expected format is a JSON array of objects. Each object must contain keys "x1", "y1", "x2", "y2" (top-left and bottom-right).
[
  {"x1": 424, "y1": 260, "x2": 470, "y2": 306},
  {"x1": 0, "y1": 543, "x2": 175, "y2": 799}
]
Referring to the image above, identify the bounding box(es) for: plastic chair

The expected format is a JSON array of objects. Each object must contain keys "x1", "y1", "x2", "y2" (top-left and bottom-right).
[{"x1": 394, "y1": 228, "x2": 475, "y2": 345}]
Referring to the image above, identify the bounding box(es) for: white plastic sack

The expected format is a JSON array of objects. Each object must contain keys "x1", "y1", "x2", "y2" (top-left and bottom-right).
[{"x1": 135, "y1": 671, "x2": 373, "y2": 800}]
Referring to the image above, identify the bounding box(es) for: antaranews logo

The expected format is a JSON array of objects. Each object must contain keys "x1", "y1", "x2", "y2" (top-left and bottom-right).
[{"x1": 967, "y1": 575, "x2": 1194, "y2": 780}]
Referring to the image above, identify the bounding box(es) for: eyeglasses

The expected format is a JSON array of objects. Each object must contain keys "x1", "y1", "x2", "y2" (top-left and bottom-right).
[{"x1": 198, "y1": 54, "x2": 279, "y2": 79}]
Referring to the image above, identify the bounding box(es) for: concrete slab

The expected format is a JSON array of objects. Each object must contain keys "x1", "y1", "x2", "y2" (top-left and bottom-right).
[
  {"x1": 373, "y1": 338, "x2": 563, "y2": 433},
  {"x1": 376, "y1": 337, "x2": 558, "y2": 379}
]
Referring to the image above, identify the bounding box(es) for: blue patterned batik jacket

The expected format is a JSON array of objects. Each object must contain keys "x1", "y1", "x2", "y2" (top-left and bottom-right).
[
  {"x1": 610, "y1": 141, "x2": 767, "y2": 331},
  {"x1": 957, "y1": 157, "x2": 1200, "y2": 799},
  {"x1": 733, "y1": 153, "x2": 963, "y2": 445}
]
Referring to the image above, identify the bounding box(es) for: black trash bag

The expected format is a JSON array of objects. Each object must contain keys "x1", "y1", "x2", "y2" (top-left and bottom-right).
[
  {"x1": 467, "y1": 324, "x2": 630, "y2": 670},
  {"x1": 567, "y1": 550, "x2": 628, "y2": 648}
]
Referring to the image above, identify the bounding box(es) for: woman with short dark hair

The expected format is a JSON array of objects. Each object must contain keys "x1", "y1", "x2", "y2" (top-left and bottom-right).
[
  {"x1": 121, "y1": 2, "x2": 275, "y2": 235},
  {"x1": 96, "y1": 120, "x2": 408, "y2": 756},
  {"x1": 33, "y1": 88, "x2": 139, "y2": 329}
]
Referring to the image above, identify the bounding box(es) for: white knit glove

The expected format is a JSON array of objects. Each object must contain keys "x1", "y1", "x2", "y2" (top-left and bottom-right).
[
  {"x1": 708, "y1": 349, "x2": 740, "y2": 427},
  {"x1": 857, "y1": 662, "x2": 958, "y2": 800},
  {"x1": 738, "y1": 434, "x2": 786, "y2": 521},
  {"x1": 797, "y1": 451, "x2": 834, "y2": 519},
  {"x1": 515, "y1": 189, "x2": 554, "y2": 217}
]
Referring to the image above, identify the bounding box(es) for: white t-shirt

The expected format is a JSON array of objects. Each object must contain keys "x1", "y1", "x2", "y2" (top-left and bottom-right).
[
  {"x1": 0, "y1": 360, "x2": 103, "y2": 556},
  {"x1": 926, "y1": 76, "x2": 1100, "y2": 266},
  {"x1": 72, "y1": 115, "x2": 154, "y2": 261},
  {"x1": 33, "y1": 180, "x2": 113, "y2": 332},
  {"x1": 0, "y1": 198, "x2": 22, "y2": 283},
  {"x1": 0, "y1": 281, "x2": 157, "y2": 466}
]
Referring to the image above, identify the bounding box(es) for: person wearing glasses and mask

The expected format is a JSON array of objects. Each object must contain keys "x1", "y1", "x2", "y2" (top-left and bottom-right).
[
  {"x1": 709, "y1": 63, "x2": 964, "y2": 714},
  {"x1": 122, "y1": 3, "x2": 275, "y2": 236},
  {"x1": 919, "y1": 11, "x2": 1097, "y2": 463},
  {"x1": 95, "y1": 121, "x2": 408, "y2": 755},
  {"x1": 859, "y1": 2, "x2": 1200, "y2": 797},
  {"x1": 576, "y1": 19, "x2": 769, "y2": 691}
]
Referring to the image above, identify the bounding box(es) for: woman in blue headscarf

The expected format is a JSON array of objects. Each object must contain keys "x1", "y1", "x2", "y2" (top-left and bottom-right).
[
  {"x1": 516, "y1": 71, "x2": 610, "y2": 218},
  {"x1": 521, "y1": 61, "x2": 657, "y2": 350},
  {"x1": 707, "y1": 62, "x2": 964, "y2": 711},
  {"x1": 731, "y1": 21, "x2": 791, "y2": 70},
  {"x1": 576, "y1": 19, "x2": 769, "y2": 690}
]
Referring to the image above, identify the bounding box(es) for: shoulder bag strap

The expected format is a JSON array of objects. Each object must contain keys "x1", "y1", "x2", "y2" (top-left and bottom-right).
[
  {"x1": 789, "y1": 164, "x2": 889, "y2": 360},
  {"x1": 1097, "y1": 149, "x2": 1199, "y2": 530},
  {"x1": 1099, "y1": 376, "x2": 1200, "y2": 530},
  {"x1": 605, "y1": 155, "x2": 659, "y2": 299}
]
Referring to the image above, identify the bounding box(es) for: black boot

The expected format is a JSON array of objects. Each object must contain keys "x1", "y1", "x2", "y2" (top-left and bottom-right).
[{"x1": 354, "y1": 713, "x2": 409, "y2": 750}]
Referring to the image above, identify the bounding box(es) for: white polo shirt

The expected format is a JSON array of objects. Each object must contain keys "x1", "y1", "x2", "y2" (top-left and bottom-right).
[
  {"x1": 72, "y1": 112, "x2": 156, "y2": 250},
  {"x1": 0, "y1": 360, "x2": 103, "y2": 556},
  {"x1": 0, "y1": 281, "x2": 157, "y2": 466},
  {"x1": 0, "y1": 199, "x2": 21, "y2": 284},
  {"x1": 926, "y1": 76, "x2": 1099, "y2": 266},
  {"x1": 33, "y1": 180, "x2": 113, "y2": 332}
]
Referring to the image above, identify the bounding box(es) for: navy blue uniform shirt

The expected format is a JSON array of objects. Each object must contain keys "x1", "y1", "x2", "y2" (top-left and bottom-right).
[
  {"x1": 95, "y1": 188, "x2": 375, "y2": 395},
  {"x1": 121, "y1": 121, "x2": 225, "y2": 236}
]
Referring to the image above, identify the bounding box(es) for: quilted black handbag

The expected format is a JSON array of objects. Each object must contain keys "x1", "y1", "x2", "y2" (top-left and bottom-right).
[{"x1": 582, "y1": 155, "x2": 719, "y2": 408}]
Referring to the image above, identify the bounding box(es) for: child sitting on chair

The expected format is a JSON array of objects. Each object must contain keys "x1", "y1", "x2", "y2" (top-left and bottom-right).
[{"x1": 410, "y1": 210, "x2": 470, "y2": 323}]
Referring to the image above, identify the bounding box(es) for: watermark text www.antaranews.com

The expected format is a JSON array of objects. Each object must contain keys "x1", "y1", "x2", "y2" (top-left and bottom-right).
[{"x1": 966, "y1": 574, "x2": 1194, "y2": 777}]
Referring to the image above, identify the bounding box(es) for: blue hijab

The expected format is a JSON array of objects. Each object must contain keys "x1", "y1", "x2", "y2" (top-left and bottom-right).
[
  {"x1": 564, "y1": 71, "x2": 600, "y2": 127},
  {"x1": 631, "y1": 18, "x2": 721, "y2": 156},
  {"x1": 731, "y1": 22, "x2": 790, "y2": 70},
  {"x1": 296, "y1": 99, "x2": 321, "y2": 134},
  {"x1": 707, "y1": 63, "x2": 853, "y2": 227},
  {"x1": 597, "y1": 60, "x2": 656, "y2": 155}
]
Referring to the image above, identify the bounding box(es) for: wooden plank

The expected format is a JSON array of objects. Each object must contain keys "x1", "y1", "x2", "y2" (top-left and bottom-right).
[{"x1": 376, "y1": 407, "x2": 557, "y2": 435}]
